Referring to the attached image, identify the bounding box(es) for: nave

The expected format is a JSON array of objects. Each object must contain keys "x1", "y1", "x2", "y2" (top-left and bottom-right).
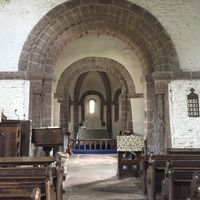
[{"x1": 63, "y1": 154, "x2": 149, "y2": 200}]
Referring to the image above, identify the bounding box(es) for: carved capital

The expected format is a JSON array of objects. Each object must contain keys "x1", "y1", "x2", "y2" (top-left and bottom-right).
[
  {"x1": 31, "y1": 81, "x2": 42, "y2": 94},
  {"x1": 155, "y1": 81, "x2": 168, "y2": 94}
]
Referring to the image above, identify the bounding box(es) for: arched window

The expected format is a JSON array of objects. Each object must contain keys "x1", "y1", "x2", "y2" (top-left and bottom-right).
[{"x1": 89, "y1": 99, "x2": 95, "y2": 114}]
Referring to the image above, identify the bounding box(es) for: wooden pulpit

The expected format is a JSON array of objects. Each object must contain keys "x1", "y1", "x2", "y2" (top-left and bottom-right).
[{"x1": 32, "y1": 127, "x2": 63, "y2": 156}]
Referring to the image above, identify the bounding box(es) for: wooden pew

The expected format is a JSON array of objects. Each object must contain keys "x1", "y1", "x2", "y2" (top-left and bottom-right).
[
  {"x1": 140, "y1": 153, "x2": 200, "y2": 198},
  {"x1": 167, "y1": 148, "x2": 200, "y2": 154},
  {"x1": 0, "y1": 155, "x2": 67, "y2": 200},
  {"x1": 31, "y1": 188, "x2": 42, "y2": 200},
  {"x1": 0, "y1": 166, "x2": 56, "y2": 200},
  {"x1": 0, "y1": 132, "x2": 5, "y2": 157},
  {"x1": 161, "y1": 160, "x2": 200, "y2": 200},
  {"x1": 140, "y1": 153, "x2": 200, "y2": 194},
  {"x1": 146, "y1": 156, "x2": 200, "y2": 199},
  {"x1": 189, "y1": 172, "x2": 200, "y2": 200},
  {"x1": 0, "y1": 156, "x2": 55, "y2": 167},
  {"x1": 139, "y1": 153, "x2": 149, "y2": 193}
]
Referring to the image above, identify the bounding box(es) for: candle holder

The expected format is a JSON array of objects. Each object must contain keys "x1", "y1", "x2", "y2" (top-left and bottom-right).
[
  {"x1": 65, "y1": 131, "x2": 73, "y2": 155},
  {"x1": 14, "y1": 109, "x2": 19, "y2": 120}
]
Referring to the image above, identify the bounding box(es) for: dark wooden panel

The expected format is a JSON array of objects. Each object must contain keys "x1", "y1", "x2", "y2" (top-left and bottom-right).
[
  {"x1": 0, "y1": 120, "x2": 31, "y2": 156},
  {"x1": 32, "y1": 128, "x2": 63, "y2": 146},
  {"x1": 0, "y1": 132, "x2": 5, "y2": 157},
  {"x1": 0, "y1": 124, "x2": 21, "y2": 157}
]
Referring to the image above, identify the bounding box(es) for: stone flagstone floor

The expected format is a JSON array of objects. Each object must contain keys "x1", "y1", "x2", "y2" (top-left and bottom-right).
[{"x1": 62, "y1": 154, "x2": 148, "y2": 200}]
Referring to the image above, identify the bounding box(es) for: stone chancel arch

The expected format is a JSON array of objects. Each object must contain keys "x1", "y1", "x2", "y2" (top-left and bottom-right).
[
  {"x1": 18, "y1": 0, "x2": 180, "y2": 153},
  {"x1": 19, "y1": 0, "x2": 179, "y2": 74},
  {"x1": 56, "y1": 57, "x2": 135, "y2": 98},
  {"x1": 55, "y1": 57, "x2": 136, "y2": 136}
]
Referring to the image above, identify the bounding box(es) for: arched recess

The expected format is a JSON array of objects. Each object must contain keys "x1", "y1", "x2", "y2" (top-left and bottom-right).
[
  {"x1": 79, "y1": 90, "x2": 106, "y2": 122},
  {"x1": 73, "y1": 71, "x2": 112, "y2": 136},
  {"x1": 55, "y1": 57, "x2": 136, "y2": 136},
  {"x1": 18, "y1": 0, "x2": 180, "y2": 153},
  {"x1": 79, "y1": 90, "x2": 106, "y2": 134}
]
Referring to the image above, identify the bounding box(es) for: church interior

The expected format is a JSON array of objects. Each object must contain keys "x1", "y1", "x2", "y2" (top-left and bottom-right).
[{"x1": 0, "y1": 0, "x2": 200, "y2": 199}]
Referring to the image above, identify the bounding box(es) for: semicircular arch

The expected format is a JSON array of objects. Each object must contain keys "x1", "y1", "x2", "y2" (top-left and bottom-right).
[
  {"x1": 55, "y1": 57, "x2": 135, "y2": 99},
  {"x1": 19, "y1": 0, "x2": 180, "y2": 75}
]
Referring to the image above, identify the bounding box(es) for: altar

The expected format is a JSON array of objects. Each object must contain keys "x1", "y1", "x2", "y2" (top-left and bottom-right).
[{"x1": 78, "y1": 128, "x2": 111, "y2": 139}]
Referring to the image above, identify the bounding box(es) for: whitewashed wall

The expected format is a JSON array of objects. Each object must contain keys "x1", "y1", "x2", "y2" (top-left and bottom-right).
[
  {"x1": 169, "y1": 80, "x2": 200, "y2": 148},
  {"x1": 0, "y1": 80, "x2": 30, "y2": 120},
  {"x1": 131, "y1": 0, "x2": 200, "y2": 72},
  {"x1": 0, "y1": 0, "x2": 67, "y2": 71}
]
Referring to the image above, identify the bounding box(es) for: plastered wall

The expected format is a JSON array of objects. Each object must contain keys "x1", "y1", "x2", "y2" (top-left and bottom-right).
[
  {"x1": 169, "y1": 80, "x2": 200, "y2": 147},
  {"x1": 0, "y1": 80, "x2": 29, "y2": 120}
]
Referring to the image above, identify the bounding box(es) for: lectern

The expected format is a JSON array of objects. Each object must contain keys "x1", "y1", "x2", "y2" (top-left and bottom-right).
[
  {"x1": 117, "y1": 135, "x2": 144, "y2": 178},
  {"x1": 32, "y1": 127, "x2": 63, "y2": 156}
]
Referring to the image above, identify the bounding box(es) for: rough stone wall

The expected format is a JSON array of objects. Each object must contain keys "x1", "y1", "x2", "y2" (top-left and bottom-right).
[{"x1": 169, "y1": 80, "x2": 200, "y2": 147}]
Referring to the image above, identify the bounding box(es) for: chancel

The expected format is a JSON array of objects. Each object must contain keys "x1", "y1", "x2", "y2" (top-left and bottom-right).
[{"x1": 0, "y1": 0, "x2": 200, "y2": 199}]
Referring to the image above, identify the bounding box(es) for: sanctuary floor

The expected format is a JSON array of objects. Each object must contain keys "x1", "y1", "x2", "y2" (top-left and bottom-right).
[{"x1": 63, "y1": 154, "x2": 148, "y2": 200}]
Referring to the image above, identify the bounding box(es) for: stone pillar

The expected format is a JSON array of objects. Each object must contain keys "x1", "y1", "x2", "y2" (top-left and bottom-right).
[
  {"x1": 59, "y1": 98, "x2": 69, "y2": 151},
  {"x1": 156, "y1": 94, "x2": 165, "y2": 153},
  {"x1": 121, "y1": 93, "x2": 128, "y2": 131},
  {"x1": 155, "y1": 80, "x2": 169, "y2": 154},
  {"x1": 127, "y1": 95, "x2": 133, "y2": 133},
  {"x1": 74, "y1": 99, "x2": 79, "y2": 137},
  {"x1": 30, "y1": 81, "x2": 43, "y2": 128},
  {"x1": 121, "y1": 93, "x2": 133, "y2": 133},
  {"x1": 59, "y1": 99, "x2": 69, "y2": 129},
  {"x1": 43, "y1": 81, "x2": 54, "y2": 127},
  {"x1": 141, "y1": 75, "x2": 156, "y2": 153}
]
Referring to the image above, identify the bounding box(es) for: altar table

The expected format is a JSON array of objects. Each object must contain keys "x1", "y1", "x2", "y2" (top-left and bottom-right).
[{"x1": 78, "y1": 128, "x2": 111, "y2": 139}]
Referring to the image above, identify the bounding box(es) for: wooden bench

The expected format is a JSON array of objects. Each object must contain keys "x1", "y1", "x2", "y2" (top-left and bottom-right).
[
  {"x1": 167, "y1": 148, "x2": 200, "y2": 154},
  {"x1": 140, "y1": 153, "x2": 200, "y2": 194},
  {"x1": 161, "y1": 160, "x2": 200, "y2": 200},
  {"x1": 188, "y1": 172, "x2": 200, "y2": 200},
  {"x1": 139, "y1": 153, "x2": 200, "y2": 197},
  {"x1": 31, "y1": 188, "x2": 42, "y2": 200},
  {"x1": 0, "y1": 166, "x2": 56, "y2": 200},
  {"x1": 0, "y1": 155, "x2": 66, "y2": 200},
  {"x1": 139, "y1": 153, "x2": 149, "y2": 193},
  {"x1": 146, "y1": 155, "x2": 200, "y2": 199},
  {"x1": 0, "y1": 132, "x2": 5, "y2": 157},
  {"x1": 0, "y1": 156, "x2": 56, "y2": 167}
]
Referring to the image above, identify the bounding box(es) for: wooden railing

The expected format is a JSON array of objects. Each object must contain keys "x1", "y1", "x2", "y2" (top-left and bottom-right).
[{"x1": 70, "y1": 139, "x2": 116, "y2": 150}]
